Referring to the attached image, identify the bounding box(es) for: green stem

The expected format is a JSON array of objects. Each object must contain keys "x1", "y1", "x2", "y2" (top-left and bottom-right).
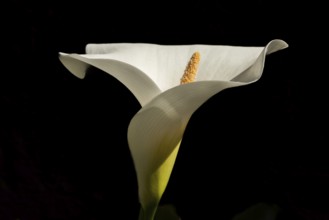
[{"x1": 138, "y1": 203, "x2": 158, "y2": 220}]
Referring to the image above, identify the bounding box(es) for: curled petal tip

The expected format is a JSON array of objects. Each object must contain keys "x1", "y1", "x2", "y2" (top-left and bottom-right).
[
  {"x1": 58, "y1": 53, "x2": 88, "y2": 79},
  {"x1": 266, "y1": 39, "x2": 289, "y2": 54}
]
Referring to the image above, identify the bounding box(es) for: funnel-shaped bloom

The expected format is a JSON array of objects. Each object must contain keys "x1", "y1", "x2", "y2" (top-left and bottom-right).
[{"x1": 59, "y1": 40, "x2": 288, "y2": 220}]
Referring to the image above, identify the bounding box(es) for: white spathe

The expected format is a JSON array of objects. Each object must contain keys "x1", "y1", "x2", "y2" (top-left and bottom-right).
[
  {"x1": 59, "y1": 40, "x2": 287, "y2": 106},
  {"x1": 59, "y1": 39, "x2": 288, "y2": 219}
]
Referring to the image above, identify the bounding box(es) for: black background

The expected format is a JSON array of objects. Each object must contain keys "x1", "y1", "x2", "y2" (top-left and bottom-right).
[{"x1": 1, "y1": 0, "x2": 328, "y2": 220}]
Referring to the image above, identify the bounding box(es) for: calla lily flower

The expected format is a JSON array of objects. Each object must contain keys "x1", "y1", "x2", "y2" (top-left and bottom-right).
[{"x1": 59, "y1": 39, "x2": 288, "y2": 220}]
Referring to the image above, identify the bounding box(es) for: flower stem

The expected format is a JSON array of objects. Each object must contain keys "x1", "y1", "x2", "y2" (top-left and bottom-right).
[{"x1": 138, "y1": 203, "x2": 158, "y2": 220}]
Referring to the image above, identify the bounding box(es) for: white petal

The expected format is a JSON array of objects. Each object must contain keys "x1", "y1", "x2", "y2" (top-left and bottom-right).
[
  {"x1": 127, "y1": 81, "x2": 242, "y2": 208},
  {"x1": 85, "y1": 40, "x2": 287, "y2": 88},
  {"x1": 59, "y1": 40, "x2": 287, "y2": 107},
  {"x1": 127, "y1": 39, "x2": 288, "y2": 209},
  {"x1": 232, "y1": 39, "x2": 288, "y2": 83},
  {"x1": 59, "y1": 53, "x2": 161, "y2": 106}
]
